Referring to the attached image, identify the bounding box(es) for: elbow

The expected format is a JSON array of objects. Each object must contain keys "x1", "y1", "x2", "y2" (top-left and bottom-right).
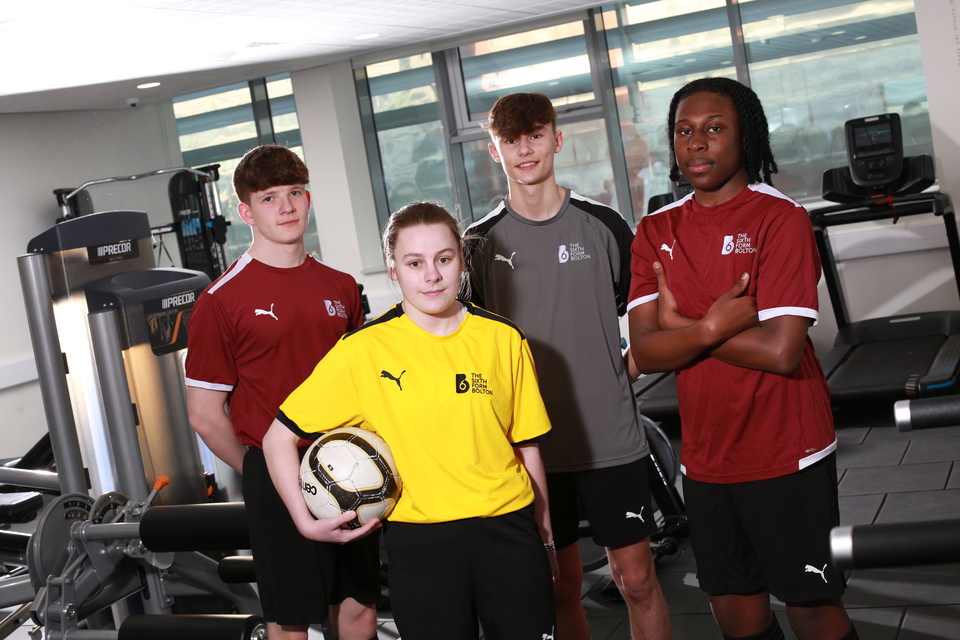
[{"x1": 768, "y1": 347, "x2": 803, "y2": 376}]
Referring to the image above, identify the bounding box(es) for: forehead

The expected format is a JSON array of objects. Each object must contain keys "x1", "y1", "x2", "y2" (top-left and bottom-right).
[
  {"x1": 494, "y1": 122, "x2": 555, "y2": 139},
  {"x1": 675, "y1": 91, "x2": 737, "y2": 121},
  {"x1": 250, "y1": 183, "x2": 304, "y2": 197},
  {"x1": 395, "y1": 223, "x2": 460, "y2": 252}
]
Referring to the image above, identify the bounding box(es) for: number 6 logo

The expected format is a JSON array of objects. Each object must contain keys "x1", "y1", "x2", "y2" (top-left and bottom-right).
[{"x1": 558, "y1": 245, "x2": 569, "y2": 263}]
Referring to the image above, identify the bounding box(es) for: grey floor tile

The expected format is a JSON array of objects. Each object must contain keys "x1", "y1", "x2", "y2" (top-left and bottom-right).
[
  {"x1": 839, "y1": 493, "x2": 886, "y2": 525},
  {"x1": 904, "y1": 437, "x2": 960, "y2": 465},
  {"x1": 836, "y1": 425, "x2": 871, "y2": 446},
  {"x1": 657, "y1": 569, "x2": 710, "y2": 615},
  {"x1": 845, "y1": 564, "x2": 960, "y2": 608},
  {"x1": 587, "y1": 615, "x2": 628, "y2": 640},
  {"x1": 865, "y1": 425, "x2": 960, "y2": 444},
  {"x1": 949, "y1": 464, "x2": 960, "y2": 490},
  {"x1": 845, "y1": 607, "x2": 904, "y2": 640},
  {"x1": 876, "y1": 489, "x2": 960, "y2": 523},
  {"x1": 839, "y1": 462, "x2": 951, "y2": 496},
  {"x1": 836, "y1": 441, "x2": 908, "y2": 469},
  {"x1": 899, "y1": 604, "x2": 960, "y2": 639},
  {"x1": 669, "y1": 613, "x2": 724, "y2": 639}
]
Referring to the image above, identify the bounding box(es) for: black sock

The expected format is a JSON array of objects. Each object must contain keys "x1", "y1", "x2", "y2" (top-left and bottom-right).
[{"x1": 723, "y1": 616, "x2": 785, "y2": 640}]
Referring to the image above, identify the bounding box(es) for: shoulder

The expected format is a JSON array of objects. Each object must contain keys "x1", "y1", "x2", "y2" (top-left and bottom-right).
[
  {"x1": 342, "y1": 304, "x2": 403, "y2": 341},
  {"x1": 466, "y1": 303, "x2": 525, "y2": 340},
  {"x1": 746, "y1": 183, "x2": 804, "y2": 212},
  {"x1": 204, "y1": 253, "x2": 256, "y2": 297},
  {"x1": 568, "y1": 191, "x2": 631, "y2": 236},
  {"x1": 465, "y1": 201, "x2": 509, "y2": 238}
]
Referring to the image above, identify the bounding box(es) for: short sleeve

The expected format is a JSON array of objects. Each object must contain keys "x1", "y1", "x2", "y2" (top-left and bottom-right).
[
  {"x1": 509, "y1": 337, "x2": 552, "y2": 445},
  {"x1": 184, "y1": 291, "x2": 237, "y2": 391},
  {"x1": 626, "y1": 219, "x2": 661, "y2": 312},
  {"x1": 756, "y1": 205, "x2": 821, "y2": 324},
  {"x1": 276, "y1": 338, "x2": 363, "y2": 439}
]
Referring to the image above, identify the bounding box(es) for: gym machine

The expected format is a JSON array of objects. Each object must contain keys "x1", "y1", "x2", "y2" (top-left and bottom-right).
[
  {"x1": 55, "y1": 166, "x2": 229, "y2": 282},
  {"x1": 0, "y1": 205, "x2": 263, "y2": 638},
  {"x1": 811, "y1": 113, "x2": 960, "y2": 404}
]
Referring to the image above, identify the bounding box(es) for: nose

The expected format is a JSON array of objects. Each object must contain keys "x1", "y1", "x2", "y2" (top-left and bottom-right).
[
  {"x1": 424, "y1": 261, "x2": 441, "y2": 282},
  {"x1": 687, "y1": 130, "x2": 707, "y2": 151},
  {"x1": 517, "y1": 138, "x2": 533, "y2": 155}
]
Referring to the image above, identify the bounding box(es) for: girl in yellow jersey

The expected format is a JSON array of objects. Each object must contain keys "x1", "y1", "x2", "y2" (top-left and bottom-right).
[{"x1": 263, "y1": 202, "x2": 556, "y2": 639}]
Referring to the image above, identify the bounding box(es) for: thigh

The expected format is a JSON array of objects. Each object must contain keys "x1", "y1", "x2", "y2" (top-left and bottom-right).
[
  {"x1": 472, "y1": 507, "x2": 555, "y2": 640},
  {"x1": 243, "y1": 447, "x2": 335, "y2": 626},
  {"x1": 578, "y1": 458, "x2": 659, "y2": 548},
  {"x1": 682, "y1": 474, "x2": 764, "y2": 596},
  {"x1": 735, "y1": 454, "x2": 846, "y2": 603},
  {"x1": 383, "y1": 520, "x2": 478, "y2": 640}
]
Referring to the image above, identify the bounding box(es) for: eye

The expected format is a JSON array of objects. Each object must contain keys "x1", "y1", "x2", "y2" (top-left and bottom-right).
[
  {"x1": 531, "y1": 133, "x2": 542, "y2": 140},
  {"x1": 438, "y1": 257, "x2": 451, "y2": 264},
  {"x1": 408, "y1": 260, "x2": 420, "y2": 268},
  {"x1": 290, "y1": 190, "x2": 301, "y2": 197},
  {"x1": 503, "y1": 138, "x2": 517, "y2": 145},
  {"x1": 262, "y1": 196, "x2": 274, "y2": 203}
]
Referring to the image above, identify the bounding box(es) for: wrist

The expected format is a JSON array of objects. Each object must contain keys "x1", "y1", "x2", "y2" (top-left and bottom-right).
[{"x1": 543, "y1": 540, "x2": 556, "y2": 553}]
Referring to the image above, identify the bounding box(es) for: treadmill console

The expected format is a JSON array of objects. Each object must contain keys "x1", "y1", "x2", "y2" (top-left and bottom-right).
[{"x1": 845, "y1": 114, "x2": 903, "y2": 187}]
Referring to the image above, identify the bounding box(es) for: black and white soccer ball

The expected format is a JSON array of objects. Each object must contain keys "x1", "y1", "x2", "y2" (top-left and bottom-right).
[{"x1": 299, "y1": 426, "x2": 402, "y2": 529}]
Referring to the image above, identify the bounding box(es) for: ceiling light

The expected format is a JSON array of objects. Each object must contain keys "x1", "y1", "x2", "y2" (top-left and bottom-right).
[
  {"x1": 137, "y1": 82, "x2": 161, "y2": 89},
  {"x1": 355, "y1": 33, "x2": 381, "y2": 41}
]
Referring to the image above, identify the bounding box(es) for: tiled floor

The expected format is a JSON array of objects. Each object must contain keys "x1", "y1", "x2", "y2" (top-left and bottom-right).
[
  {"x1": 3, "y1": 405, "x2": 958, "y2": 639},
  {"x1": 364, "y1": 405, "x2": 960, "y2": 639}
]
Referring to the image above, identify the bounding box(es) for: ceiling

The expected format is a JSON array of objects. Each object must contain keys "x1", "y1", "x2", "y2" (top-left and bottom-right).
[{"x1": 0, "y1": 0, "x2": 601, "y2": 114}]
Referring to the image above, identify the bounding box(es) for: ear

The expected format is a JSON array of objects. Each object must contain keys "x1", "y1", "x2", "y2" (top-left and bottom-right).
[
  {"x1": 488, "y1": 140, "x2": 500, "y2": 163},
  {"x1": 554, "y1": 129, "x2": 564, "y2": 154},
  {"x1": 387, "y1": 262, "x2": 398, "y2": 281},
  {"x1": 237, "y1": 201, "x2": 254, "y2": 227}
]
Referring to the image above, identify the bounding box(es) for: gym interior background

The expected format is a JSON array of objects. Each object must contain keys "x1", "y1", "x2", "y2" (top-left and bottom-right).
[{"x1": 0, "y1": 3, "x2": 958, "y2": 631}]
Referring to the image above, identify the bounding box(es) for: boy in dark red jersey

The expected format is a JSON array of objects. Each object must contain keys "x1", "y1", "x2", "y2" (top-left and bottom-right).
[
  {"x1": 185, "y1": 145, "x2": 380, "y2": 640},
  {"x1": 628, "y1": 78, "x2": 858, "y2": 640}
]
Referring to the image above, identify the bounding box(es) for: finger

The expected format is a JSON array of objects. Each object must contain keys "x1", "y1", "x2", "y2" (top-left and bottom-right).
[
  {"x1": 338, "y1": 517, "x2": 382, "y2": 542},
  {"x1": 724, "y1": 272, "x2": 749, "y2": 298}
]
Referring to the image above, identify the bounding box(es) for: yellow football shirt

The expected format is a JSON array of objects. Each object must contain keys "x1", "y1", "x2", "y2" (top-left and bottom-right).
[{"x1": 278, "y1": 303, "x2": 552, "y2": 524}]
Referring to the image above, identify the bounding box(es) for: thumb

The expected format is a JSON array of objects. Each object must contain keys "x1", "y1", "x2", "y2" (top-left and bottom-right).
[{"x1": 725, "y1": 272, "x2": 749, "y2": 297}]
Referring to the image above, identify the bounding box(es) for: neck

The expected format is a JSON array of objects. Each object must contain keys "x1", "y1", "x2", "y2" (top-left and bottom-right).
[
  {"x1": 247, "y1": 240, "x2": 308, "y2": 268},
  {"x1": 402, "y1": 300, "x2": 464, "y2": 336},
  {"x1": 506, "y1": 181, "x2": 566, "y2": 221}
]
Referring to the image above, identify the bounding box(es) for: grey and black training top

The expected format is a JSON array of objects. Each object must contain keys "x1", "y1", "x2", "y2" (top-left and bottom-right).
[{"x1": 466, "y1": 189, "x2": 649, "y2": 472}]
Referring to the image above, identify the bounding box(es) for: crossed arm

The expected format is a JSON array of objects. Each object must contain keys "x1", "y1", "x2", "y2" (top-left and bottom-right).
[{"x1": 628, "y1": 261, "x2": 812, "y2": 376}]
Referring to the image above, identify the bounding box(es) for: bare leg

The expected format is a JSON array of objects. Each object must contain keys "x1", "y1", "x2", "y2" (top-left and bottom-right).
[
  {"x1": 786, "y1": 598, "x2": 853, "y2": 640},
  {"x1": 606, "y1": 538, "x2": 672, "y2": 639},
  {"x1": 553, "y1": 543, "x2": 592, "y2": 640},
  {"x1": 709, "y1": 590, "x2": 774, "y2": 637},
  {"x1": 267, "y1": 622, "x2": 308, "y2": 640},
  {"x1": 330, "y1": 598, "x2": 378, "y2": 640}
]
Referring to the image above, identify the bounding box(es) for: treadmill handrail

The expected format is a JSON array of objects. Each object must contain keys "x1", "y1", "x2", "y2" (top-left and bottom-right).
[{"x1": 810, "y1": 191, "x2": 952, "y2": 227}]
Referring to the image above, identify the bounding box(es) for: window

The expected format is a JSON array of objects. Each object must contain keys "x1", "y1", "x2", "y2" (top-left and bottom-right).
[
  {"x1": 173, "y1": 74, "x2": 316, "y2": 260},
  {"x1": 357, "y1": 0, "x2": 933, "y2": 227}
]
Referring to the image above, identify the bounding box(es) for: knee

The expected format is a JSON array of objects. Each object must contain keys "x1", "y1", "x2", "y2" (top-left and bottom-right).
[{"x1": 611, "y1": 562, "x2": 659, "y2": 604}]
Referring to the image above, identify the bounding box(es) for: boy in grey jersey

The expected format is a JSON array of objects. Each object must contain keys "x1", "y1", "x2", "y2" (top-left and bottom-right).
[{"x1": 465, "y1": 92, "x2": 672, "y2": 640}]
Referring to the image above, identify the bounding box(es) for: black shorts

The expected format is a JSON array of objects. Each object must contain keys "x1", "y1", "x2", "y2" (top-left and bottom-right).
[
  {"x1": 683, "y1": 453, "x2": 847, "y2": 603},
  {"x1": 383, "y1": 505, "x2": 554, "y2": 640},
  {"x1": 548, "y1": 457, "x2": 659, "y2": 550},
  {"x1": 242, "y1": 447, "x2": 381, "y2": 626}
]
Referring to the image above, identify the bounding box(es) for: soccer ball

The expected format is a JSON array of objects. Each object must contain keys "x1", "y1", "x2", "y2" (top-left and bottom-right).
[{"x1": 299, "y1": 426, "x2": 402, "y2": 529}]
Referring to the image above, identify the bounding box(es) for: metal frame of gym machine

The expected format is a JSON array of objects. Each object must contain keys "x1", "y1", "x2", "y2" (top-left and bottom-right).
[{"x1": 0, "y1": 168, "x2": 265, "y2": 640}]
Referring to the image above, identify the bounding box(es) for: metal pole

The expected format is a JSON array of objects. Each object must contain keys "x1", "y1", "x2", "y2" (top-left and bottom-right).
[
  {"x1": 17, "y1": 254, "x2": 88, "y2": 494},
  {"x1": 87, "y1": 310, "x2": 150, "y2": 503}
]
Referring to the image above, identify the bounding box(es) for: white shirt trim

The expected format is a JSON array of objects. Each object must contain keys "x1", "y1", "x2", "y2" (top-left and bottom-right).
[
  {"x1": 758, "y1": 306, "x2": 819, "y2": 326},
  {"x1": 184, "y1": 377, "x2": 234, "y2": 392},
  {"x1": 626, "y1": 292, "x2": 659, "y2": 312},
  {"x1": 798, "y1": 439, "x2": 837, "y2": 470},
  {"x1": 208, "y1": 252, "x2": 253, "y2": 295}
]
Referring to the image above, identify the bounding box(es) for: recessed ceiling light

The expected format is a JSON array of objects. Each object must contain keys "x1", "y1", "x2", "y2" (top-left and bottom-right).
[
  {"x1": 137, "y1": 82, "x2": 161, "y2": 89},
  {"x1": 355, "y1": 33, "x2": 381, "y2": 41}
]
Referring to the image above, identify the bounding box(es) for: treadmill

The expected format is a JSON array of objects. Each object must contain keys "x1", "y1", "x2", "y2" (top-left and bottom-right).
[{"x1": 811, "y1": 113, "x2": 960, "y2": 404}]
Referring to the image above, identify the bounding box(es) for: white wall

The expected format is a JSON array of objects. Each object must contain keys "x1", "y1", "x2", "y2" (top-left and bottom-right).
[
  {"x1": 0, "y1": 102, "x2": 182, "y2": 458},
  {"x1": 292, "y1": 61, "x2": 400, "y2": 317}
]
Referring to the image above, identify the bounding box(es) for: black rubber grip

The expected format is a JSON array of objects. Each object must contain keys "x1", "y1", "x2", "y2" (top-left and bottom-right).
[
  {"x1": 837, "y1": 519, "x2": 960, "y2": 569},
  {"x1": 139, "y1": 503, "x2": 249, "y2": 552},
  {"x1": 217, "y1": 556, "x2": 257, "y2": 584},
  {"x1": 118, "y1": 614, "x2": 265, "y2": 640},
  {"x1": 898, "y1": 395, "x2": 960, "y2": 431}
]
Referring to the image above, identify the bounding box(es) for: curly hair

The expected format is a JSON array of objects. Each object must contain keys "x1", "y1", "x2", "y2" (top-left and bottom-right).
[{"x1": 666, "y1": 77, "x2": 777, "y2": 186}]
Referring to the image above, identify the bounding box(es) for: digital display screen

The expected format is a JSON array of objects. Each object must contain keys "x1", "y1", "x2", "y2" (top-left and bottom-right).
[{"x1": 851, "y1": 123, "x2": 893, "y2": 153}]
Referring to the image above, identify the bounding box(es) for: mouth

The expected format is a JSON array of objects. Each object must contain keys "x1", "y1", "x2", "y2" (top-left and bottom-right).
[
  {"x1": 684, "y1": 158, "x2": 713, "y2": 174},
  {"x1": 516, "y1": 161, "x2": 538, "y2": 170}
]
